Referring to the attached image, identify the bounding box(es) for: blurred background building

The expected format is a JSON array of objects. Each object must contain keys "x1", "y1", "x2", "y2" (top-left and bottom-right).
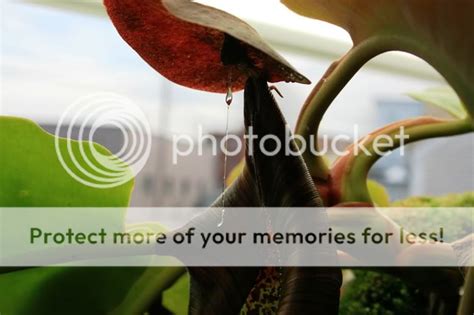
[{"x1": 2, "y1": 0, "x2": 473, "y2": 206}]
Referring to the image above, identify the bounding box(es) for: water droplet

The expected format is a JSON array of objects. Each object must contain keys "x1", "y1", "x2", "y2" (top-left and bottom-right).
[
  {"x1": 217, "y1": 208, "x2": 225, "y2": 227},
  {"x1": 226, "y1": 87, "x2": 233, "y2": 106}
]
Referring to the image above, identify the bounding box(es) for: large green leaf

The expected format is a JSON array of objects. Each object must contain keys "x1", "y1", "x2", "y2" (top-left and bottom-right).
[
  {"x1": 0, "y1": 117, "x2": 183, "y2": 315},
  {"x1": 408, "y1": 87, "x2": 468, "y2": 120},
  {"x1": 0, "y1": 267, "x2": 146, "y2": 315},
  {"x1": 0, "y1": 116, "x2": 133, "y2": 207}
]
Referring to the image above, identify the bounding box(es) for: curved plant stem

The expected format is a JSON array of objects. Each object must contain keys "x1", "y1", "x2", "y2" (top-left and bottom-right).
[
  {"x1": 295, "y1": 37, "x2": 394, "y2": 181},
  {"x1": 295, "y1": 34, "x2": 474, "y2": 182},
  {"x1": 334, "y1": 117, "x2": 473, "y2": 204}
]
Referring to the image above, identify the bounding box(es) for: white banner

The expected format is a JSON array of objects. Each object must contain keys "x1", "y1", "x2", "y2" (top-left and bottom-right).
[{"x1": 1, "y1": 207, "x2": 472, "y2": 267}]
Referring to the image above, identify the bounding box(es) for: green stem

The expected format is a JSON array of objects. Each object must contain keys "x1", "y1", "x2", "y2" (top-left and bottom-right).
[
  {"x1": 111, "y1": 266, "x2": 187, "y2": 315},
  {"x1": 339, "y1": 117, "x2": 473, "y2": 203},
  {"x1": 295, "y1": 37, "x2": 394, "y2": 181},
  {"x1": 295, "y1": 34, "x2": 474, "y2": 182}
]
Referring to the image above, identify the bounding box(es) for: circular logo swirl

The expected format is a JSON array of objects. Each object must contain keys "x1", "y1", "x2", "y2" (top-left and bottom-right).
[{"x1": 55, "y1": 93, "x2": 151, "y2": 189}]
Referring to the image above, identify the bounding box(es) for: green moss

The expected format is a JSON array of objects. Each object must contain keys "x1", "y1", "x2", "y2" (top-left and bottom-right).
[
  {"x1": 341, "y1": 192, "x2": 473, "y2": 314},
  {"x1": 388, "y1": 191, "x2": 474, "y2": 241},
  {"x1": 340, "y1": 270, "x2": 424, "y2": 315},
  {"x1": 392, "y1": 192, "x2": 474, "y2": 207}
]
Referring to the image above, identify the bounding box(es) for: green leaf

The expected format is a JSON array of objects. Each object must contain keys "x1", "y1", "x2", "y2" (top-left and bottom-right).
[
  {"x1": 162, "y1": 273, "x2": 190, "y2": 315},
  {"x1": 0, "y1": 116, "x2": 170, "y2": 315},
  {"x1": 0, "y1": 267, "x2": 149, "y2": 315},
  {"x1": 0, "y1": 116, "x2": 133, "y2": 260},
  {"x1": 407, "y1": 87, "x2": 467, "y2": 120},
  {"x1": 367, "y1": 180, "x2": 390, "y2": 207},
  {"x1": 0, "y1": 116, "x2": 133, "y2": 207}
]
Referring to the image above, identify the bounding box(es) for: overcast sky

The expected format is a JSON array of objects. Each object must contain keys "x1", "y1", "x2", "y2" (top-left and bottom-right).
[{"x1": 1, "y1": 1, "x2": 251, "y2": 136}]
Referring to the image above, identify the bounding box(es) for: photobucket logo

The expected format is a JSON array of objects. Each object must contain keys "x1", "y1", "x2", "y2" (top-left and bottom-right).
[
  {"x1": 55, "y1": 93, "x2": 151, "y2": 189},
  {"x1": 172, "y1": 125, "x2": 409, "y2": 164}
]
